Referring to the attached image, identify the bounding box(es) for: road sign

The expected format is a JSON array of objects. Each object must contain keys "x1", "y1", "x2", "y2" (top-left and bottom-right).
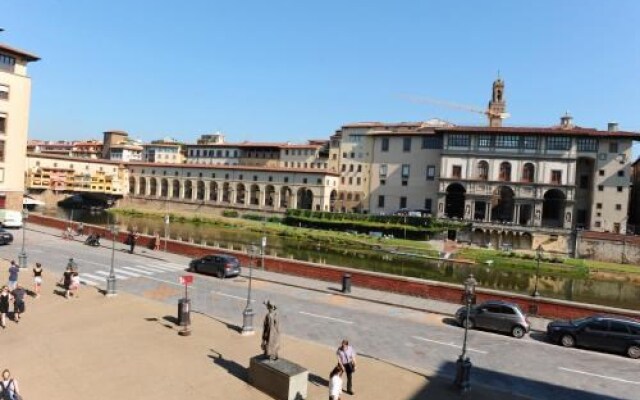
[{"x1": 179, "y1": 275, "x2": 194, "y2": 285}]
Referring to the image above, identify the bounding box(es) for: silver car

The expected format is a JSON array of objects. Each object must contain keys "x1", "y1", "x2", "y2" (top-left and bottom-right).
[{"x1": 456, "y1": 300, "x2": 531, "y2": 338}]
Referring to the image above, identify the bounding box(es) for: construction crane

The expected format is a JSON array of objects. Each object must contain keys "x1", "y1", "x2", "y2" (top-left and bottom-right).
[{"x1": 399, "y1": 94, "x2": 511, "y2": 121}]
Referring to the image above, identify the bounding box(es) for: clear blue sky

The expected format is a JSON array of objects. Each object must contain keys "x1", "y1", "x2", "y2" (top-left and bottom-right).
[{"x1": 3, "y1": 0, "x2": 640, "y2": 146}]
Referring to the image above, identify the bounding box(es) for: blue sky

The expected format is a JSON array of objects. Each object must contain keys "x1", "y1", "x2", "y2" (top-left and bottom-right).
[{"x1": 3, "y1": 1, "x2": 640, "y2": 145}]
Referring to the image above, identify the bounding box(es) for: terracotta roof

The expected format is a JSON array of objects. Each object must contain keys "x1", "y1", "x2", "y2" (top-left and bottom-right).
[
  {"x1": 436, "y1": 126, "x2": 640, "y2": 139},
  {"x1": 0, "y1": 43, "x2": 40, "y2": 62},
  {"x1": 581, "y1": 231, "x2": 640, "y2": 245}
]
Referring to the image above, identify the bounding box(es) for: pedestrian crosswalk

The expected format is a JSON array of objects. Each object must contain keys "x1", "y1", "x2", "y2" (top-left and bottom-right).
[{"x1": 78, "y1": 261, "x2": 186, "y2": 286}]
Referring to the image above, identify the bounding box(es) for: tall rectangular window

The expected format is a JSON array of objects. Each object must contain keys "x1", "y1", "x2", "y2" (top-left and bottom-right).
[
  {"x1": 378, "y1": 195, "x2": 385, "y2": 208},
  {"x1": 522, "y1": 136, "x2": 538, "y2": 150},
  {"x1": 424, "y1": 198, "x2": 432, "y2": 212},
  {"x1": 0, "y1": 85, "x2": 8, "y2": 100},
  {"x1": 551, "y1": 170, "x2": 562, "y2": 184},
  {"x1": 403, "y1": 137, "x2": 412, "y2": 152},
  {"x1": 478, "y1": 135, "x2": 493, "y2": 148},
  {"x1": 401, "y1": 164, "x2": 410, "y2": 178},
  {"x1": 379, "y1": 164, "x2": 388, "y2": 178},
  {"x1": 609, "y1": 142, "x2": 619, "y2": 153},
  {"x1": 547, "y1": 136, "x2": 571, "y2": 151},
  {"x1": 0, "y1": 113, "x2": 5, "y2": 134},
  {"x1": 448, "y1": 134, "x2": 470, "y2": 147},
  {"x1": 381, "y1": 138, "x2": 389, "y2": 152},
  {"x1": 400, "y1": 197, "x2": 407, "y2": 209},
  {"x1": 452, "y1": 165, "x2": 462, "y2": 178},
  {"x1": 0, "y1": 140, "x2": 4, "y2": 162},
  {"x1": 495, "y1": 135, "x2": 520, "y2": 148},
  {"x1": 426, "y1": 165, "x2": 436, "y2": 181}
]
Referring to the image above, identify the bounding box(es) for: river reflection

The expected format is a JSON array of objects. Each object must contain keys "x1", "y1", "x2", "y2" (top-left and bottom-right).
[{"x1": 49, "y1": 208, "x2": 640, "y2": 310}]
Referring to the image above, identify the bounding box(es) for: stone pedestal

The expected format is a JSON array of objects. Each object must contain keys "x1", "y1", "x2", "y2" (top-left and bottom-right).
[{"x1": 249, "y1": 356, "x2": 308, "y2": 400}]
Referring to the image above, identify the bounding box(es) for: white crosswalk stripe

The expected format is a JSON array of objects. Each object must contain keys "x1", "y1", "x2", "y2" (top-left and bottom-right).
[
  {"x1": 114, "y1": 268, "x2": 142, "y2": 278},
  {"x1": 133, "y1": 264, "x2": 172, "y2": 273},
  {"x1": 79, "y1": 278, "x2": 98, "y2": 286},
  {"x1": 94, "y1": 270, "x2": 129, "y2": 280},
  {"x1": 142, "y1": 264, "x2": 175, "y2": 272},
  {"x1": 150, "y1": 262, "x2": 186, "y2": 271},
  {"x1": 79, "y1": 273, "x2": 103, "y2": 286},
  {"x1": 121, "y1": 266, "x2": 154, "y2": 275}
]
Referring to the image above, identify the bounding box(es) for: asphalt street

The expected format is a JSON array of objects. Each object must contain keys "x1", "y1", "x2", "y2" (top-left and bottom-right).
[{"x1": 2, "y1": 226, "x2": 638, "y2": 400}]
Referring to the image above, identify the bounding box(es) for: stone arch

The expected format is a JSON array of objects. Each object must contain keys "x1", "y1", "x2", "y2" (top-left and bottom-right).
[
  {"x1": 222, "y1": 182, "x2": 232, "y2": 202},
  {"x1": 445, "y1": 183, "x2": 466, "y2": 218},
  {"x1": 265, "y1": 185, "x2": 276, "y2": 207},
  {"x1": 139, "y1": 177, "x2": 147, "y2": 196},
  {"x1": 297, "y1": 187, "x2": 313, "y2": 210},
  {"x1": 149, "y1": 177, "x2": 158, "y2": 197},
  {"x1": 542, "y1": 189, "x2": 566, "y2": 227},
  {"x1": 250, "y1": 184, "x2": 260, "y2": 205},
  {"x1": 280, "y1": 186, "x2": 292, "y2": 208},
  {"x1": 329, "y1": 190, "x2": 338, "y2": 211},
  {"x1": 161, "y1": 178, "x2": 169, "y2": 197},
  {"x1": 522, "y1": 163, "x2": 535, "y2": 183},
  {"x1": 196, "y1": 180, "x2": 205, "y2": 200},
  {"x1": 172, "y1": 179, "x2": 180, "y2": 198},
  {"x1": 491, "y1": 186, "x2": 515, "y2": 222},
  {"x1": 129, "y1": 177, "x2": 136, "y2": 195},
  {"x1": 209, "y1": 181, "x2": 218, "y2": 201},
  {"x1": 184, "y1": 180, "x2": 193, "y2": 199},
  {"x1": 236, "y1": 183, "x2": 246, "y2": 204},
  {"x1": 499, "y1": 161, "x2": 512, "y2": 182},
  {"x1": 477, "y1": 160, "x2": 489, "y2": 180}
]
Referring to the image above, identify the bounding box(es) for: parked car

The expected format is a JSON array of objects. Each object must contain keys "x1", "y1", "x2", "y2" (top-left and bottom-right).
[
  {"x1": 0, "y1": 229, "x2": 13, "y2": 245},
  {"x1": 546, "y1": 315, "x2": 640, "y2": 359},
  {"x1": 0, "y1": 210, "x2": 23, "y2": 228},
  {"x1": 455, "y1": 300, "x2": 530, "y2": 338},
  {"x1": 189, "y1": 254, "x2": 241, "y2": 278}
]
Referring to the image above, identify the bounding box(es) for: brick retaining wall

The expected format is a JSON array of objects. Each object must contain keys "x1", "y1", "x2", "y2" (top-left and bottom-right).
[{"x1": 29, "y1": 214, "x2": 640, "y2": 322}]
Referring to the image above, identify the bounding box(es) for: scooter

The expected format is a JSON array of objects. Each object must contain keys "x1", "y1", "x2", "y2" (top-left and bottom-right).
[{"x1": 84, "y1": 234, "x2": 101, "y2": 247}]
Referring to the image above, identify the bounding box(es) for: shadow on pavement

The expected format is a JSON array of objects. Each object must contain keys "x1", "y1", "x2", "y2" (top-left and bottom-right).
[
  {"x1": 144, "y1": 316, "x2": 174, "y2": 329},
  {"x1": 163, "y1": 315, "x2": 179, "y2": 325},
  {"x1": 409, "y1": 361, "x2": 623, "y2": 400},
  {"x1": 192, "y1": 310, "x2": 242, "y2": 333},
  {"x1": 528, "y1": 331, "x2": 549, "y2": 343},
  {"x1": 442, "y1": 317, "x2": 459, "y2": 327},
  {"x1": 308, "y1": 372, "x2": 329, "y2": 388},
  {"x1": 209, "y1": 349, "x2": 247, "y2": 381}
]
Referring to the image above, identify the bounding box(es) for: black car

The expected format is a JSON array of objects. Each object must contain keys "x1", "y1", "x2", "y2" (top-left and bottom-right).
[
  {"x1": 0, "y1": 229, "x2": 13, "y2": 245},
  {"x1": 189, "y1": 254, "x2": 241, "y2": 278},
  {"x1": 547, "y1": 315, "x2": 640, "y2": 359}
]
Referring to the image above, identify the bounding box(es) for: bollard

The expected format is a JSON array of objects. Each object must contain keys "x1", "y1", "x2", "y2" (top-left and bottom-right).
[
  {"x1": 454, "y1": 356, "x2": 472, "y2": 392},
  {"x1": 178, "y1": 298, "x2": 191, "y2": 327},
  {"x1": 342, "y1": 273, "x2": 352, "y2": 294}
]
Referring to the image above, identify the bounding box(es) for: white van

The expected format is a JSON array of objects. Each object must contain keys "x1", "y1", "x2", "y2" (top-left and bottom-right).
[{"x1": 0, "y1": 210, "x2": 23, "y2": 228}]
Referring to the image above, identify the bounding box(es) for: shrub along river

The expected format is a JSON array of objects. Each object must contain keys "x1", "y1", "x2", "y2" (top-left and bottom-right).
[{"x1": 51, "y1": 208, "x2": 640, "y2": 311}]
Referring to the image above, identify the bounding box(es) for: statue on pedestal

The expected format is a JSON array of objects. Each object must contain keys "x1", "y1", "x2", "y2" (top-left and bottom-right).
[{"x1": 261, "y1": 300, "x2": 280, "y2": 360}]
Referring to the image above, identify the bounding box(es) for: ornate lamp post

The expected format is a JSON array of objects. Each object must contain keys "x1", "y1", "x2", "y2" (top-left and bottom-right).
[
  {"x1": 261, "y1": 235, "x2": 267, "y2": 270},
  {"x1": 18, "y1": 208, "x2": 28, "y2": 268},
  {"x1": 106, "y1": 224, "x2": 118, "y2": 297},
  {"x1": 454, "y1": 273, "x2": 477, "y2": 392},
  {"x1": 532, "y1": 245, "x2": 543, "y2": 297},
  {"x1": 241, "y1": 244, "x2": 258, "y2": 335}
]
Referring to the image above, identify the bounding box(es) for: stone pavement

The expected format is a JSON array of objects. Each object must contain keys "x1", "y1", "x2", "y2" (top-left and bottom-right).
[{"x1": 0, "y1": 259, "x2": 530, "y2": 400}]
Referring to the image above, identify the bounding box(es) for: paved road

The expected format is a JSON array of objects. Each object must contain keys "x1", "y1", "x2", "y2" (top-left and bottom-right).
[{"x1": 2, "y1": 226, "x2": 638, "y2": 400}]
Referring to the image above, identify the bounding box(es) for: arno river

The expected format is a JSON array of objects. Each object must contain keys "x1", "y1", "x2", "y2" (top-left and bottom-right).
[{"x1": 51, "y1": 208, "x2": 640, "y2": 311}]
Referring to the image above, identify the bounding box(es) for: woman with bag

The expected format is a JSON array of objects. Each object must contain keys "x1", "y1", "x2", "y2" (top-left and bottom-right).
[
  {"x1": 0, "y1": 369, "x2": 20, "y2": 400},
  {"x1": 33, "y1": 263, "x2": 43, "y2": 299}
]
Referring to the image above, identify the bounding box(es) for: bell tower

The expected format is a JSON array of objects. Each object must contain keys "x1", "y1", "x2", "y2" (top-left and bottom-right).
[{"x1": 488, "y1": 78, "x2": 506, "y2": 127}]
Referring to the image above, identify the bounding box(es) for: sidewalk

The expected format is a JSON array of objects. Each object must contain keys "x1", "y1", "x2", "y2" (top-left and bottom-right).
[{"x1": 0, "y1": 259, "x2": 529, "y2": 400}]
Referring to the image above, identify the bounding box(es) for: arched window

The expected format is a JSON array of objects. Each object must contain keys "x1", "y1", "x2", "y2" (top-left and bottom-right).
[
  {"x1": 477, "y1": 161, "x2": 489, "y2": 180},
  {"x1": 522, "y1": 163, "x2": 535, "y2": 183},
  {"x1": 499, "y1": 162, "x2": 512, "y2": 182}
]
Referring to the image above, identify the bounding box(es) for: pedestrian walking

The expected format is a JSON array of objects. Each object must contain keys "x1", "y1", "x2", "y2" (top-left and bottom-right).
[
  {"x1": 0, "y1": 286, "x2": 10, "y2": 329},
  {"x1": 59, "y1": 266, "x2": 73, "y2": 299},
  {"x1": 77, "y1": 222, "x2": 84, "y2": 236},
  {"x1": 11, "y1": 286, "x2": 26, "y2": 323},
  {"x1": 7, "y1": 261, "x2": 19, "y2": 291},
  {"x1": 70, "y1": 272, "x2": 80, "y2": 299},
  {"x1": 127, "y1": 230, "x2": 138, "y2": 254},
  {"x1": 33, "y1": 262, "x2": 43, "y2": 298},
  {"x1": 67, "y1": 258, "x2": 78, "y2": 273},
  {"x1": 329, "y1": 365, "x2": 344, "y2": 400},
  {"x1": 153, "y1": 231, "x2": 160, "y2": 251},
  {"x1": 336, "y1": 339, "x2": 357, "y2": 395},
  {"x1": 0, "y1": 369, "x2": 20, "y2": 400}
]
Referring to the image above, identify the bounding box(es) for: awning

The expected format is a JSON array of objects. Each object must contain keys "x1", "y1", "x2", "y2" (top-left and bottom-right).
[{"x1": 23, "y1": 197, "x2": 45, "y2": 206}]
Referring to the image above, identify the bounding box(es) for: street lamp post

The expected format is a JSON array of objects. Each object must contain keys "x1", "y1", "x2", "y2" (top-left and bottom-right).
[
  {"x1": 532, "y1": 245, "x2": 543, "y2": 297},
  {"x1": 164, "y1": 214, "x2": 170, "y2": 252},
  {"x1": 106, "y1": 224, "x2": 118, "y2": 297},
  {"x1": 241, "y1": 244, "x2": 258, "y2": 335},
  {"x1": 18, "y1": 208, "x2": 28, "y2": 268},
  {"x1": 454, "y1": 273, "x2": 477, "y2": 392},
  {"x1": 261, "y1": 236, "x2": 266, "y2": 270}
]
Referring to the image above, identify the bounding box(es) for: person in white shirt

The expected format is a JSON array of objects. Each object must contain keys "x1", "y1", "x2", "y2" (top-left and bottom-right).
[
  {"x1": 329, "y1": 365, "x2": 343, "y2": 400},
  {"x1": 337, "y1": 339, "x2": 357, "y2": 395}
]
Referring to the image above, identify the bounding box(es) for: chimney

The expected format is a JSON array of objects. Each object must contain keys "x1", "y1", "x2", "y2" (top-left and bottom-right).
[{"x1": 608, "y1": 122, "x2": 619, "y2": 132}]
